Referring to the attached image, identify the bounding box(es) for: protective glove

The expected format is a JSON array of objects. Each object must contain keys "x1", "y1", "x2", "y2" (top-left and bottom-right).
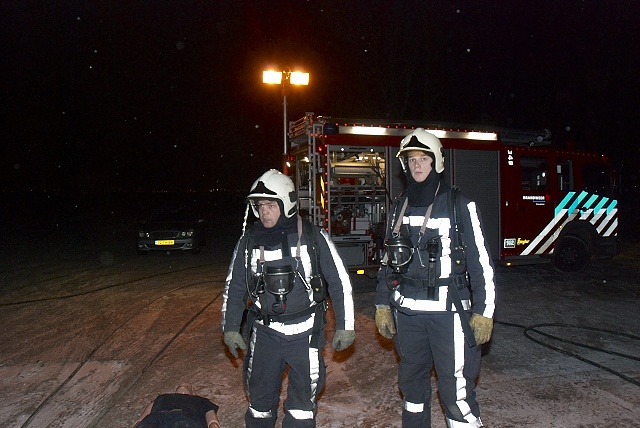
[
  {"x1": 223, "y1": 331, "x2": 246, "y2": 358},
  {"x1": 469, "y1": 313, "x2": 494, "y2": 345},
  {"x1": 375, "y1": 306, "x2": 396, "y2": 339},
  {"x1": 332, "y1": 329, "x2": 356, "y2": 351}
]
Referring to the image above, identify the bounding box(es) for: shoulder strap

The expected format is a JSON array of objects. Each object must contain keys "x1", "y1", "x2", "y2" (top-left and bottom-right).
[
  {"x1": 390, "y1": 194, "x2": 408, "y2": 237},
  {"x1": 301, "y1": 219, "x2": 321, "y2": 277},
  {"x1": 243, "y1": 227, "x2": 255, "y2": 264},
  {"x1": 302, "y1": 219, "x2": 327, "y2": 302},
  {"x1": 449, "y1": 186, "x2": 469, "y2": 278},
  {"x1": 242, "y1": 228, "x2": 257, "y2": 299},
  {"x1": 450, "y1": 186, "x2": 464, "y2": 246}
]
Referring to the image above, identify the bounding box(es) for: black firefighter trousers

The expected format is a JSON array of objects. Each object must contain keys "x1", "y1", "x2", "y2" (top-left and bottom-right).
[
  {"x1": 243, "y1": 326, "x2": 326, "y2": 428},
  {"x1": 395, "y1": 310, "x2": 483, "y2": 427}
]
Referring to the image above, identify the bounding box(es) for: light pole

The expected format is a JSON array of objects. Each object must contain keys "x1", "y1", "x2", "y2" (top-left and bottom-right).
[{"x1": 263, "y1": 68, "x2": 309, "y2": 174}]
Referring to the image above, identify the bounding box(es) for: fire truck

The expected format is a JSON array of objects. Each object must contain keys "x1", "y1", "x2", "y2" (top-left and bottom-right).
[{"x1": 286, "y1": 113, "x2": 619, "y2": 273}]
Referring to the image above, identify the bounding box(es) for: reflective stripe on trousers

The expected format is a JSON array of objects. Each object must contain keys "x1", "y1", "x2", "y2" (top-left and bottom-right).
[
  {"x1": 396, "y1": 311, "x2": 482, "y2": 428},
  {"x1": 244, "y1": 325, "x2": 325, "y2": 427},
  {"x1": 404, "y1": 400, "x2": 424, "y2": 413}
]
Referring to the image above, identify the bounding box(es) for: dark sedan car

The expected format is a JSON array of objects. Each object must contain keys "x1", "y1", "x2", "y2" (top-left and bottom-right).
[{"x1": 136, "y1": 207, "x2": 206, "y2": 255}]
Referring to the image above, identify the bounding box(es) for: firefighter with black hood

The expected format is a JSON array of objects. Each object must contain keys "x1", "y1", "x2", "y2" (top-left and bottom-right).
[
  {"x1": 374, "y1": 129, "x2": 496, "y2": 428},
  {"x1": 222, "y1": 169, "x2": 355, "y2": 428}
]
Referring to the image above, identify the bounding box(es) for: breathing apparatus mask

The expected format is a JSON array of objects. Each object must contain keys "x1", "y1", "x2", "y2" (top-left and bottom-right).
[
  {"x1": 254, "y1": 265, "x2": 295, "y2": 314},
  {"x1": 385, "y1": 237, "x2": 414, "y2": 274},
  {"x1": 385, "y1": 234, "x2": 443, "y2": 289}
]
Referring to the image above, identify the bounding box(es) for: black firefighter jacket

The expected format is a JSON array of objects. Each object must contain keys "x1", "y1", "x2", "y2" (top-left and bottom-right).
[
  {"x1": 375, "y1": 184, "x2": 496, "y2": 318},
  {"x1": 222, "y1": 220, "x2": 355, "y2": 340}
]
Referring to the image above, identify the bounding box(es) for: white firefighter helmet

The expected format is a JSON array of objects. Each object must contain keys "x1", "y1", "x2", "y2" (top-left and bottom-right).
[
  {"x1": 397, "y1": 128, "x2": 445, "y2": 174},
  {"x1": 247, "y1": 169, "x2": 297, "y2": 218}
]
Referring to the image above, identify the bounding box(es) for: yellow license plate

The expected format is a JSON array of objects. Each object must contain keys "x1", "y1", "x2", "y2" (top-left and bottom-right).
[{"x1": 156, "y1": 240, "x2": 174, "y2": 245}]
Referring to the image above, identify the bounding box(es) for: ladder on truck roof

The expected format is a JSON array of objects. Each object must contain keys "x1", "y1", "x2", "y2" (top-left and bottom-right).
[
  {"x1": 288, "y1": 112, "x2": 314, "y2": 145},
  {"x1": 288, "y1": 113, "x2": 552, "y2": 147},
  {"x1": 498, "y1": 128, "x2": 552, "y2": 147}
]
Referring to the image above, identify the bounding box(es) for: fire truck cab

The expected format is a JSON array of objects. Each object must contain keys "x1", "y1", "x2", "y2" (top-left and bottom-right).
[{"x1": 287, "y1": 113, "x2": 619, "y2": 273}]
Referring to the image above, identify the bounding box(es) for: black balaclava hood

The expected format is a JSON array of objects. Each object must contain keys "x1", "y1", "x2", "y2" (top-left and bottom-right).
[
  {"x1": 406, "y1": 163, "x2": 442, "y2": 207},
  {"x1": 252, "y1": 200, "x2": 297, "y2": 247}
]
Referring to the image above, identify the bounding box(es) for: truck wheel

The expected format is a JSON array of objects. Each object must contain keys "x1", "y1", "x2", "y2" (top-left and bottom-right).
[{"x1": 553, "y1": 235, "x2": 590, "y2": 273}]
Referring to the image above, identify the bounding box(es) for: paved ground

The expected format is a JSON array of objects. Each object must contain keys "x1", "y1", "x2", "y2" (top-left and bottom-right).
[{"x1": 1, "y1": 210, "x2": 639, "y2": 427}]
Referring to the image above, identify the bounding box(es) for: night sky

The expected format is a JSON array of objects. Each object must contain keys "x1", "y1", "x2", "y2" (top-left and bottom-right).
[{"x1": 2, "y1": 1, "x2": 639, "y2": 194}]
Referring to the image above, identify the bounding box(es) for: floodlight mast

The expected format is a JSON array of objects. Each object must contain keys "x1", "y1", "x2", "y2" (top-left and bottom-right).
[{"x1": 262, "y1": 68, "x2": 309, "y2": 174}]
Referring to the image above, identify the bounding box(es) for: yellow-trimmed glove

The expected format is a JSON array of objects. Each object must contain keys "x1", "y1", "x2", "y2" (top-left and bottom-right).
[
  {"x1": 375, "y1": 306, "x2": 396, "y2": 339},
  {"x1": 332, "y1": 329, "x2": 356, "y2": 351},
  {"x1": 469, "y1": 313, "x2": 494, "y2": 345},
  {"x1": 223, "y1": 331, "x2": 246, "y2": 358}
]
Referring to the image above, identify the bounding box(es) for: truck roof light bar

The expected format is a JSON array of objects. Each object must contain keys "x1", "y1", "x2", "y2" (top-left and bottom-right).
[{"x1": 338, "y1": 125, "x2": 497, "y2": 141}]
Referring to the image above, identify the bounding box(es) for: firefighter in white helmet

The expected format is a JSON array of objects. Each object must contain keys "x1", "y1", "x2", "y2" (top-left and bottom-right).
[
  {"x1": 222, "y1": 169, "x2": 355, "y2": 428},
  {"x1": 375, "y1": 130, "x2": 495, "y2": 428}
]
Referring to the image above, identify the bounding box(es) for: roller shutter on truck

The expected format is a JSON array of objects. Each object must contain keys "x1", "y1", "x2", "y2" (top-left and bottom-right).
[{"x1": 447, "y1": 148, "x2": 501, "y2": 261}]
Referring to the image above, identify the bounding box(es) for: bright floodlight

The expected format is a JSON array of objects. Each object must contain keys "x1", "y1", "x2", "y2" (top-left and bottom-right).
[
  {"x1": 290, "y1": 71, "x2": 309, "y2": 85},
  {"x1": 263, "y1": 70, "x2": 282, "y2": 85},
  {"x1": 263, "y1": 70, "x2": 309, "y2": 85},
  {"x1": 261, "y1": 67, "x2": 311, "y2": 165}
]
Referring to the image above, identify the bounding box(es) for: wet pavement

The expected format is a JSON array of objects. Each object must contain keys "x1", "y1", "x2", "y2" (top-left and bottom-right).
[{"x1": 0, "y1": 226, "x2": 639, "y2": 427}]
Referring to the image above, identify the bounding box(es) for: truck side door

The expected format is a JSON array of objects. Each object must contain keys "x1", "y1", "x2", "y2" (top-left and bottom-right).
[{"x1": 503, "y1": 150, "x2": 554, "y2": 257}]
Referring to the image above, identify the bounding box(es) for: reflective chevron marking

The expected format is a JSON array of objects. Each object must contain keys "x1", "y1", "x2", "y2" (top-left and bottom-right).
[{"x1": 521, "y1": 191, "x2": 618, "y2": 256}]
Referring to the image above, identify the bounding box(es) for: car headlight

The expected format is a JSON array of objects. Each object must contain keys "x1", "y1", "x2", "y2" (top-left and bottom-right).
[
  {"x1": 138, "y1": 231, "x2": 149, "y2": 238},
  {"x1": 181, "y1": 229, "x2": 195, "y2": 237}
]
